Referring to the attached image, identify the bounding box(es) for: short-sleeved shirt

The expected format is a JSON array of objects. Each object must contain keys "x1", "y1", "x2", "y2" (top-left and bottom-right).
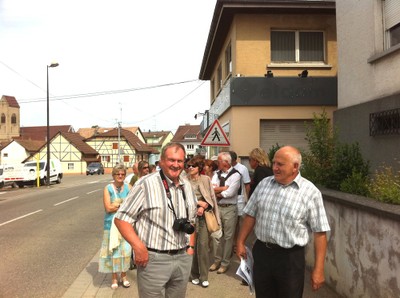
[
  {"x1": 115, "y1": 171, "x2": 197, "y2": 251},
  {"x1": 243, "y1": 173, "x2": 330, "y2": 248},
  {"x1": 211, "y1": 166, "x2": 241, "y2": 205},
  {"x1": 234, "y1": 162, "x2": 251, "y2": 203}
]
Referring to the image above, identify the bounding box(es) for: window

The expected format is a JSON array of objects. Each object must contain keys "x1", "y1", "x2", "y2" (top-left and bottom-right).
[
  {"x1": 370, "y1": 108, "x2": 400, "y2": 136},
  {"x1": 123, "y1": 155, "x2": 130, "y2": 162},
  {"x1": 11, "y1": 114, "x2": 17, "y2": 124},
  {"x1": 1, "y1": 114, "x2": 5, "y2": 123},
  {"x1": 187, "y1": 144, "x2": 194, "y2": 150},
  {"x1": 112, "y1": 143, "x2": 118, "y2": 149},
  {"x1": 271, "y1": 30, "x2": 325, "y2": 63},
  {"x1": 384, "y1": 0, "x2": 400, "y2": 48},
  {"x1": 102, "y1": 155, "x2": 111, "y2": 162},
  {"x1": 211, "y1": 78, "x2": 215, "y2": 100},
  {"x1": 184, "y1": 134, "x2": 197, "y2": 140},
  {"x1": 3, "y1": 153, "x2": 8, "y2": 157},
  {"x1": 217, "y1": 63, "x2": 222, "y2": 90},
  {"x1": 68, "y1": 163, "x2": 74, "y2": 170},
  {"x1": 225, "y1": 43, "x2": 232, "y2": 77}
]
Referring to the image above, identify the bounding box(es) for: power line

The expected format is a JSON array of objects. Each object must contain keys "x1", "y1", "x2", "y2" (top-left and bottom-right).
[
  {"x1": 19, "y1": 79, "x2": 200, "y2": 103},
  {"x1": 126, "y1": 81, "x2": 206, "y2": 125}
]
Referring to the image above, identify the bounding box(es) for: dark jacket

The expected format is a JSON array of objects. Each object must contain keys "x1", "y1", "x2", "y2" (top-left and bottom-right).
[{"x1": 249, "y1": 165, "x2": 273, "y2": 197}]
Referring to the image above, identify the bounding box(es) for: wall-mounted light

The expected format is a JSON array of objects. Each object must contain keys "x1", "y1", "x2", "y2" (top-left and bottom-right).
[
  {"x1": 265, "y1": 70, "x2": 274, "y2": 78},
  {"x1": 298, "y1": 70, "x2": 308, "y2": 78}
]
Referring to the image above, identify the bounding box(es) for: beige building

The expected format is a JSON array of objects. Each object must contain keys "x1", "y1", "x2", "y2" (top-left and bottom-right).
[
  {"x1": 85, "y1": 128, "x2": 153, "y2": 169},
  {"x1": 0, "y1": 95, "x2": 20, "y2": 146},
  {"x1": 199, "y1": 0, "x2": 337, "y2": 161},
  {"x1": 171, "y1": 124, "x2": 203, "y2": 158},
  {"x1": 334, "y1": 0, "x2": 400, "y2": 171},
  {"x1": 142, "y1": 130, "x2": 174, "y2": 163}
]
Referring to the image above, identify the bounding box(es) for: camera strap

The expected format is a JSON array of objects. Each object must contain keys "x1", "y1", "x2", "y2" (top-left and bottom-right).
[{"x1": 159, "y1": 170, "x2": 188, "y2": 220}]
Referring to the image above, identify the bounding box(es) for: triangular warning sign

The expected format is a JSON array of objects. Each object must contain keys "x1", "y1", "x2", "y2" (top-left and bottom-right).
[{"x1": 201, "y1": 120, "x2": 230, "y2": 147}]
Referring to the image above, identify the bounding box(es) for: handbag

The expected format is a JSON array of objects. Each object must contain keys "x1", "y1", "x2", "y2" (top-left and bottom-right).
[{"x1": 204, "y1": 209, "x2": 220, "y2": 233}]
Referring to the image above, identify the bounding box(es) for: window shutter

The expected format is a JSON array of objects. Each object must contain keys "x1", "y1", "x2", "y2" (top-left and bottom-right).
[{"x1": 384, "y1": 0, "x2": 400, "y2": 29}]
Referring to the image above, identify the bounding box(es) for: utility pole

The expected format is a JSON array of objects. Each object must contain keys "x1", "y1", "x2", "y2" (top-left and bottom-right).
[{"x1": 117, "y1": 120, "x2": 121, "y2": 165}]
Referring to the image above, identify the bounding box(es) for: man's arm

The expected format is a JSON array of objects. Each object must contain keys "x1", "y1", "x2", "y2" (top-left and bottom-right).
[
  {"x1": 311, "y1": 231, "x2": 328, "y2": 291},
  {"x1": 236, "y1": 215, "x2": 256, "y2": 260},
  {"x1": 244, "y1": 183, "x2": 250, "y2": 199},
  {"x1": 114, "y1": 218, "x2": 149, "y2": 267}
]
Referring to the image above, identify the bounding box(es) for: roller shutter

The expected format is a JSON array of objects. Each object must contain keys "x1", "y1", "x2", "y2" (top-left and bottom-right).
[{"x1": 260, "y1": 120, "x2": 312, "y2": 152}]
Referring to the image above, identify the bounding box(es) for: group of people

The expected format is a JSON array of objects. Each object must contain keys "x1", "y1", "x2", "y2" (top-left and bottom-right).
[{"x1": 97, "y1": 142, "x2": 330, "y2": 298}]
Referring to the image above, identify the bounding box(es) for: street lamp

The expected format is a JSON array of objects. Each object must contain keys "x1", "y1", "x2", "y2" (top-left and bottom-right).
[{"x1": 46, "y1": 62, "x2": 59, "y2": 187}]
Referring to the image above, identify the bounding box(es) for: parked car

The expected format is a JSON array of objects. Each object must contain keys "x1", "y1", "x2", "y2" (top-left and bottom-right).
[{"x1": 86, "y1": 162, "x2": 104, "y2": 175}]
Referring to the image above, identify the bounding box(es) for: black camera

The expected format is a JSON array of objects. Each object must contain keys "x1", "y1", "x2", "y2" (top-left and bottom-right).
[{"x1": 173, "y1": 218, "x2": 194, "y2": 234}]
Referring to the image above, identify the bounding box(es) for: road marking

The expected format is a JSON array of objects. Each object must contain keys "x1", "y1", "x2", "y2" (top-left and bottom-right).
[
  {"x1": 0, "y1": 209, "x2": 43, "y2": 227},
  {"x1": 88, "y1": 181, "x2": 99, "y2": 184},
  {"x1": 54, "y1": 196, "x2": 79, "y2": 206},
  {"x1": 87, "y1": 189, "x2": 101, "y2": 194}
]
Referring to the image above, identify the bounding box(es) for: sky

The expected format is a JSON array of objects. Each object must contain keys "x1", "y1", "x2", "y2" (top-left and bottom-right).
[{"x1": 0, "y1": 0, "x2": 217, "y2": 134}]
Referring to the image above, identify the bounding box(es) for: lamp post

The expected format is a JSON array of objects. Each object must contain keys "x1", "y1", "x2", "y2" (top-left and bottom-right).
[{"x1": 46, "y1": 62, "x2": 59, "y2": 187}]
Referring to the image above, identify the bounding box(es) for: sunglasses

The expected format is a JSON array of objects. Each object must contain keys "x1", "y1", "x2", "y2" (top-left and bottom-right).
[
  {"x1": 115, "y1": 173, "x2": 126, "y2": 177},
  {"x1": 142, "y1": 166, "x2": 149, "y2": 169},
  {"x1": 187, "y1": 164, "x2": 198, "y2": 169}
]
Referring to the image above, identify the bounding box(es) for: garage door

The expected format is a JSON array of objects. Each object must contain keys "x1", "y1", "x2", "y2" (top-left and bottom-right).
[{"x1": 260, "y1": 120, "x2": 312, "y2": 153}]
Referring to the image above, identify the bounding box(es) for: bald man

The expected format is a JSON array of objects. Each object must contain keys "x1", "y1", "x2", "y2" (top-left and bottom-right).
[{"x1": 236, "y1": 146, "x2": 330, "y2": 297}]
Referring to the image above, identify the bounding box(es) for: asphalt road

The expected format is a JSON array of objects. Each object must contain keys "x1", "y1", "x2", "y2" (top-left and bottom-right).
[{"x1": 0, "y1": 174, "x2": 111, "y2": 298}]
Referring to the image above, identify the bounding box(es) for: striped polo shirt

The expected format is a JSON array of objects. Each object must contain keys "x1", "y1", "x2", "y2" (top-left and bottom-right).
[{"x1": 115, "y1": 171, "x2": 197, "y2": 251}]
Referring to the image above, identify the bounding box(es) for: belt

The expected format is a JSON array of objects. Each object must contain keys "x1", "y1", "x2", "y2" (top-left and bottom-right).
[
  {"x1": 147, "y1": 247, "x2": 186, "y2": 255},
  {"x1": 218, "y1": 204, "x2": 236, "y2": 207},
  {"x1": 257, "y1": 240, "x2": 304, "y2": 251}
]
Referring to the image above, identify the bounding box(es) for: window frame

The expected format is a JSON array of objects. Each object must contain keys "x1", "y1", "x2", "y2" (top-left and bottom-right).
[
  {"x1": 270, "y1": 29, "x2": 326, "y2": 65},
  {"x1": 383, "y1": 0, "x2": 400, "y2": 49},
  {"x1": 225, "y1": 42, "x2": 232, "y2": 78}
]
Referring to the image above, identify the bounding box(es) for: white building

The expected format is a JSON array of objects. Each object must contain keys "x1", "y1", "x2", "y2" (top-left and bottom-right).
[{"x1": 334, "y1": 0, "x2": 400, "y2": 171}]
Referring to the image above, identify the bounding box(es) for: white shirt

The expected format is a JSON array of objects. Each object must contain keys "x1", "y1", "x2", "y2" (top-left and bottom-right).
[
  {"x1": 124, "y1": 173, "x2": 134, "y2": 184},
  {"x1": 234, "y1": 162, "x2": 251, "y2": 203}
]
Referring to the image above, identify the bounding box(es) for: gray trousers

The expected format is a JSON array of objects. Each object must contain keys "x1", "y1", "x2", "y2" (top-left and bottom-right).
[
  {"x1": 213, "y1": 204, "x2": 238, "y2": 267},
  {"x1": 190, "y1": 216, "x2": 210, "y2": 282},
  {"x1": 137, "y1": 250, "x2": 192, "y2": 298}
]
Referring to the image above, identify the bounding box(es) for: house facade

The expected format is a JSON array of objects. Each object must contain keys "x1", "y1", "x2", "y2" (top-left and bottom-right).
[
  {"x1": 24, "y1": 131, "x2": 99, "y2": 174},
  {"x1": 171, "y1": 124, "x2": 203, "y2": 158},
  {"x1": 85, "y1": 128, "x2": 153, "y2": 169},
  {"x1": 334, "y1": 0, "x2": 400, "y2": 171},
  {"x1": 142, "y1": 130, "x2": 174, "y2": 164},
  {"x1": 199, "y1": 0, "x2": 337, "y2": 161},
  {"x1": 1, "y1": 139, "x2": 44, "y2": 165}
]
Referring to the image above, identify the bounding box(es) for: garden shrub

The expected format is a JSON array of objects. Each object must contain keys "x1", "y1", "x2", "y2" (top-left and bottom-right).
[
  {"x1": 368, "y1": 166, "x2": 400, "y2": 205},
  {"x1": 340, "y1": 169, "x2": 369, "y2": 197}
]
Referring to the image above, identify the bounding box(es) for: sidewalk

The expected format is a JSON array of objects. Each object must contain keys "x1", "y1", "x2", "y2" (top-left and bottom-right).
[{"x1": 63, "y1": 250, "x2": 341, "y2": 298}]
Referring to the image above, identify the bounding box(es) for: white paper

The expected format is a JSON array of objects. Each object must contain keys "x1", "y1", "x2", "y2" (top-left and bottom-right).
[{"x1": 235, "y1": 245, "x2": 255, "y2": 294}]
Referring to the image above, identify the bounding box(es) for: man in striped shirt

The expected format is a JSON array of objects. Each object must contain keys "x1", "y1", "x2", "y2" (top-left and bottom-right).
[
  {"x1": 115, "y1": 142, "x2": 197, "y2": 298},
  {"x1": 236, "y1": 146, "x2": 330, "y2": 298}
]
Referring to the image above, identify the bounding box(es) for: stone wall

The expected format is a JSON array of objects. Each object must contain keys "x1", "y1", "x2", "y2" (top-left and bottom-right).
[{"x1": 305, "y1": 189, "x2": 400, "y2": 298}]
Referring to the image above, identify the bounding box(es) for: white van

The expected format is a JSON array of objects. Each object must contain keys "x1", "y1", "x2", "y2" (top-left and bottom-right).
[
  {"x1": 0, "y1": 164, "x2": 25, "y2": 188},
  {"x1": 22, "y1": 159, "x2": 63, "y2": 186}
]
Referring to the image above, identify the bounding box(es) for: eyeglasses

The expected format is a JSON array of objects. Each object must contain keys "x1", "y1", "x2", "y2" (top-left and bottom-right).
[
  {"x1": 142, "y1": 166, "x2": 149, "y2": 169},
  {"x1": 187, "y1": 164, "x2": 198, "y2": 169},
  {"x1": 115, "y1": 173, "x2": 125, "y2": 177}
]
